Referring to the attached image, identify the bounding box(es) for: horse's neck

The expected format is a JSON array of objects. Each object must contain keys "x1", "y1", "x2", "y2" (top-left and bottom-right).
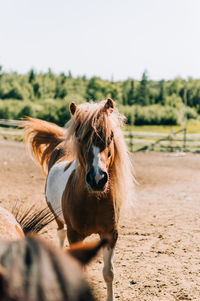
[{"x1": 66, "y1": 164, "x2": 121, "y2": 225}]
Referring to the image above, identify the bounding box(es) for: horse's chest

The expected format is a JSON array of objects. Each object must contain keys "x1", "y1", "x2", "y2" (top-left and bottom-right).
[{"x1": 65, "y1": 196, "x2": 116, "y2": 236}]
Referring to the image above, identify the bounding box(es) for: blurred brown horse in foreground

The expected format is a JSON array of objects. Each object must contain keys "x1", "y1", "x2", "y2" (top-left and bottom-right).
[
  {"x1": 23, "y1": 98, "x2": 134, "y2": 301},
  {"x1": 0, "y1": 206, "x2": 107, "y2": 301}
]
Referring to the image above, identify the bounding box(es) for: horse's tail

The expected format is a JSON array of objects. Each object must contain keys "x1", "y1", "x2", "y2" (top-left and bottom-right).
[
  {"x1": 68, "y1": 238, "x2": 108, "y2": 265},
  {"x1": 22, "y1": 117, "x2": 66, "y2": 176}
]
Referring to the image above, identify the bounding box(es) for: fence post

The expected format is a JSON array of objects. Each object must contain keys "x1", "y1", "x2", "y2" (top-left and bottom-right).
[
  {"x1": 169, "y1": 128, "x2": 174, "y2": 152},
  {"x1": 129, "y1": 132, "x2": 133, "y2": 152},
  {"x1": 183, "y1": 128, "x2": 187, "y2": 152}
]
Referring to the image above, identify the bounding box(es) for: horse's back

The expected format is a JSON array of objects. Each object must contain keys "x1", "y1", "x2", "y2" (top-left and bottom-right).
[
  {"x1": 0, "y1": 206, "x2": 24, "y2": 240},
  {"x1": 45, "y1": 160, "x2": 76, "y2": 222}
]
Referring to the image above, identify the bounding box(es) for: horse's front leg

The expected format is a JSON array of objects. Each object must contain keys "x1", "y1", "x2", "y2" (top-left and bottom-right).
[
  {"x1": 56, "y1": 218, "x2": 66, "y2": 248},
  {"x1": 67, "y1": 225, "x2": 85, "y2": 244},
  {"x1": 102, "y1": 230, "x2": 118, "y2": 301}
]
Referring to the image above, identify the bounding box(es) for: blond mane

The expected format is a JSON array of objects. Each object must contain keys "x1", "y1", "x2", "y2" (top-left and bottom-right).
[{"x1": 65, "y1": 100, "x2": 135, "y2": 206}]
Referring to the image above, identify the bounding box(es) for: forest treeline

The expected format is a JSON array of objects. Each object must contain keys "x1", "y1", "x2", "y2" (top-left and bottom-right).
[{"x1": 0, "y1": 66, "x2": 199, "y2": 126}]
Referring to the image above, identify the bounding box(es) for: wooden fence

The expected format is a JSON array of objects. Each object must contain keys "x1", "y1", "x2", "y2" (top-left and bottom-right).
[
  {"x1": 0, "y1": 119, "x2": 200, "y2": 153},
  {"x1": 0, "y1": 119, "x2": 22, "y2": 137},
  {"x1": 124, "y1": 128, "x2": 200, "y2": 152},
  {"x1": 0, "y1": 119, "x2": 22, "y2": 127}
]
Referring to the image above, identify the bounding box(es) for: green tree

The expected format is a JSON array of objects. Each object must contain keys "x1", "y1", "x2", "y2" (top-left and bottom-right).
[
  {"x1": 122, "y1": 80, "x2": 129, "y2": 106},
  {"x1": 28, "y1": 69, "x2": 35, "y2": 83},
  {"x1": 54, "y1": 79, "x2": 67, "y2": 99},
  {"x1": 67, "y1": 70, "x2": 72, "y2": 79},
  {"x1": 47, "y1": 68, "x2": 55, "y2": 80},
  {"x1": 60, "y1": 73, "x2": 67, "y2": 84},
  {"x1": 110, "y1": 87, "x2": 118, "y2": 100},
  {"x1": 33, "y1": 82, "x2": 41, "y2": 98},
  {"x1": 127, "y1": 80, "x2": 135, "y2": 105},
  {"x1": 85, "y1": 77, "x2": 104, "y2": 101},
  {"x1": 4, "y1": 87, "x2": 23, "y2": 100},
  {"x1": 136, "y1": 71, "x2": 149, "y2": 106},
  {"x1": 18, "y1": 104, "x2": 33, "y2": 118},
  {"x1": 158, "y1": 80, "x2": 166, "y2": 105}
]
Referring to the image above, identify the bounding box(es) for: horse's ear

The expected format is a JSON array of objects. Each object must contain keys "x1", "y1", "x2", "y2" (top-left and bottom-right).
[
  {"x1": 103, "y1": 98, "x2": 114, "y2": 114},
  {"x1": 67, "y1": 238, "x2": 108, "y2": 265},
  {"x1": 69, "y1": 102, "x2": 77, "y2": 115}
]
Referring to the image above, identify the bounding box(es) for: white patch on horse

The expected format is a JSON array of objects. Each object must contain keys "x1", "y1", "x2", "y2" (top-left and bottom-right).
[
  {"x1": 92, "y1": 145, "x2": 104, "y2": 184},
  {"x1": 45, "y1": 160, "x2": 76, "y2": 222},
  {"x1": 103, "y1": 247, "x2": 115, "y2": 301}
]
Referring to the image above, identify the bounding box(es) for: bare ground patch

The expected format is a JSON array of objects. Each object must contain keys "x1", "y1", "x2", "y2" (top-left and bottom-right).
[{"x1": 0, "y1": 140, "x2": 200, "y2": 300}]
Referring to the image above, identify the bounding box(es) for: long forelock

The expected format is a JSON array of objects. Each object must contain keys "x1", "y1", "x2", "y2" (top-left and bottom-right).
[{"x1": 66, "y1": 101, "x2": 124, "y2": 151}]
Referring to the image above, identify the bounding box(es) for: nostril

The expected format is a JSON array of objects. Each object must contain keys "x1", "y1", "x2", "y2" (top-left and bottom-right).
[
  {"x1": 86, "y1": 169, "x2": 108, "y2": 190},
  {"x1": 100, "y1": 172, "x2": 108, "y2": 186},
  {"x1": 86, "y1": 172, "x2": 91, "y2": 185},
  {"x1": 103, "y1": 172, "x2": 108, "y2": 182}
]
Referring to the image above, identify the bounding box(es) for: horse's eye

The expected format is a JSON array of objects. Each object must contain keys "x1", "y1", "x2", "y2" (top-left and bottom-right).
[
  {"x1": 107, "y1": 132, "x2": 114, "y2": 146},
  {"x1": 108, "y1": 151, "x2": 111, "y2": 158}
]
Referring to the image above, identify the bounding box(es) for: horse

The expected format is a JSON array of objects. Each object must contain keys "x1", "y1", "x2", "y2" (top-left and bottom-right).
[
  {"x1": 0, "y1": 205, "x2": 107, "y2": 301},
  {"x1": 23, "y1": 98, "x2": 134, "y2": 301},
  {"x1": 0, "y1": 205, "x2": 24, "y2": 240},
  {"x1": 0, "y1": 204, "x2": 55, "y2": 240}
]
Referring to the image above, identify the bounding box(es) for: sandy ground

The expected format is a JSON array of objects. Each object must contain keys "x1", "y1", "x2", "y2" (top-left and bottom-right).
[{"x1": 0, "y1": 139, "x2": 200, "y2": 301}]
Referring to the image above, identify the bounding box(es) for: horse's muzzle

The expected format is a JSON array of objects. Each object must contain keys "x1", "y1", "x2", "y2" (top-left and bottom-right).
[{"x1": 86, "y1": 168, "x2": 108, "y2": 191}]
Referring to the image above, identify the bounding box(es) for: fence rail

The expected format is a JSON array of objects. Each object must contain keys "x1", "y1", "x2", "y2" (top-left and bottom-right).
[
  {"x1": 0, "y1": 119, "x2": 22, "y2": 127},
  {"x1": 124, "y1": 128, "x2": 200, "y2": 152},
  {"x1": 0, "y1": 119, "x2": 200, "y2": 152}
]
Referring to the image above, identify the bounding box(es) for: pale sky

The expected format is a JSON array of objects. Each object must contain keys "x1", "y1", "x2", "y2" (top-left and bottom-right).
[{"x1": 0, "y1": 0, "x2": 200, "y2": 81}]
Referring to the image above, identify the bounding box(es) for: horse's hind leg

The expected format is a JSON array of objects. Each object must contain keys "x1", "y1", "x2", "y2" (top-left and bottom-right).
[{"x1": 56, "y1": 218, "x2": 66, "y2": 248}]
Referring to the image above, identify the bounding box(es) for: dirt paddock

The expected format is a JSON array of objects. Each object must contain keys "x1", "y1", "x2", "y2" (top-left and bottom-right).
[{"x1": 0, "y1": 139, "x2": 200, "y2": 301}]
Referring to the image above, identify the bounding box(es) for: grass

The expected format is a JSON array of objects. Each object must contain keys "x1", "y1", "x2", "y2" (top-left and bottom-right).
[{"x1": 124, "y1": 119, "x2": 200, "y2": 134}]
